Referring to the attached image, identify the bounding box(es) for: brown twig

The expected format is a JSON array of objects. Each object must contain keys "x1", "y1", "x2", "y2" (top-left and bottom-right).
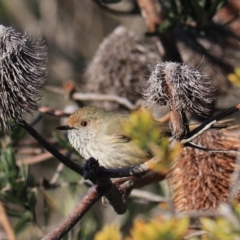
[
  {"x1": 42, "y1": 185, "x2": 104, "y2": 240},
  {"x1": 45, "y1": 85, "x2": 142, "y2": 111},
  {"x1": 181, "y1": 103, "x2": 240, "y2": 145},
  {"x1": 20, "y1": 120, "x2": 83, "y2": 176},
  {"x1": 42, "y1": 176, "x2": 127, "y2": 239},
  {"x1": 17, "y1": 138, "x2": 55, "y2": 146},
  {"x1": 38, "y1": 107, "x2": 70, "y2": 117},
  {"x1": 123, "y1": 171, "x2": 167, "y2": 194},
  {"x1": 130, "y1": 189, "x2": 167, "y2": 203},
  {"x1": 186, "y1": 142, "x2": 240, "y2": 154},
  {"x1": 16, "y1": 147, "x2": 43, "y2": 155},
  {"x1": 72, "y1": 92, "x2": 141, "y2": 110},
  {"x1": 50, "y1": 163, "x2": 65, "y2": 184},
  {"x1": 16, "y1": 150, "x2": 67, "y2": 166}
]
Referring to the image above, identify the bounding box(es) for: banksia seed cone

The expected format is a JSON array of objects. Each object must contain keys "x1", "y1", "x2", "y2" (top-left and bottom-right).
[
  {"x1": 145, "y1": 62, "x2": 215, "y2": 140},
  {"x1": 168, "y1": 128, "x2": 240, "y2": 213},
  {"x1": 146, "y1": 62, "x2": 215, "y2": 116},
  {"x1": 0, "y1": 25, "x2": 47, "y2": 131},
  {"x1": 83, "y1": 26, "x2": 161, "y2": 110}
]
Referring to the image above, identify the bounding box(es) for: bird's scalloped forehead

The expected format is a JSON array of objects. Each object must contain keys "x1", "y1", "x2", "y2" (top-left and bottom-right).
[{"x1": 67, "y1": 106, "x2": 108, "y2": 126}]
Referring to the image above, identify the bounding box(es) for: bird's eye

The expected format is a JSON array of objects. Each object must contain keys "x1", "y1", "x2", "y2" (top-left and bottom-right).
[{"x1": 81, "y1": 121, "x2": 88, "y2": 127}]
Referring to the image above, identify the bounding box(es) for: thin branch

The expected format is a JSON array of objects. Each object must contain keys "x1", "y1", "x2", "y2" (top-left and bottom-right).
[
  {"x1": 123, "y1": 170, "x2": 167, "y2": 194},
  {"x1": 38, "y1": 107, "x2": 70, "y2": 117},
  {"x1": 50, "y1": 152, "x2": 72, "y2": 184},
  {"x1": 20, "y1": 120, "x2": 83, "y2": 176},
  {"x1": 16, "y1": 150, "x2": 67, "y2": 166},
  {"x1": 181, "y1": 103, "x2": 240, "y2": 145},
  {"x1": 45, "y1": 85, "x2": 141, "y2": 111},
  {"x1": 130, "y1": 189, "x2": 167, "y2": 203},
  {"x1": 50, "y1": 163, "x2": 65, "y2": 184},
  {"x1": 186, "y1": 142, "x2": 240, "y2": 154},
  {"x1": 17, "y1": 137, "x2": 56, "y2": 146},
  {"x1": 42, "y1": 185, "x2": 104, "y2": 240},
  {"x1": 16, "y1": 147, "x2": 43, "y2": 155},
  {"x1": 72, "y1": 92, "x2": 141, "y2": 110},
  {"x1": 42, "y1": 177, "x2": 127, "y2": 239}
]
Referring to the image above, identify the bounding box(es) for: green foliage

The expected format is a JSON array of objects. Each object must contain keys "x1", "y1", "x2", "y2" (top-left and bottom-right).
[
  {"x1": 200, "y1": 204, "x2": 240, "y2": 240},
  {"x1": 94, "y1": 224, "x2": 121, "y2": 240},
  {"x1": 123, "y1": 108, "x2": 161, "y2": 152},
  {"x1": 127, "y1": 217, "x2": 189, "y2": 240},
  {"x1": 159, "y1": 0, "x2": 227, "y2": 33},
  {"x1": 93, "y1": 216, "x2": 189, "y2": 240},
  {"x1": 228, "y1": 67, "x2": 240, "y2": 87},
  {"x1": 0, "y1": 135, "x2": 37, "y2": 235},
  {"x1": 123, "y1": 108, "x2": 182, "y2": 173},
  {"x1": 93, "y1": 204, "x2": 240, "y2": 240}
]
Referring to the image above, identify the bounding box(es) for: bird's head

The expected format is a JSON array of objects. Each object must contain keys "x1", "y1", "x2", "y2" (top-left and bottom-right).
[{"x1": 56, "y1": 106, "x2": 109, "y2": 145}]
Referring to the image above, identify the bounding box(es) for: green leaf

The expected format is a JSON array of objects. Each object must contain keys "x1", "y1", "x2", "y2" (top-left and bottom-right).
[
  {"x1": 14, "y1": 211, "x2": 33, "y2": 235},
  {"x1": 27, "y1": 188, "x2": 38, "y2": 212}
]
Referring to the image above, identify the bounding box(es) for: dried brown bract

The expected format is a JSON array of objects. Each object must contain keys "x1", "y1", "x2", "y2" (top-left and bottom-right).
[
  {"x1": 168, "y1": 128, "x2": 240, "y2": 213},
  {"x1": 83, "y1": 26, "x2": 160, "y2": 110},
  {"x1": 0, "y1": 25, "x2": 47, "y2": 131},
  {"x1": 145, "y1": 62, "x2": 215, "y2": 140}
]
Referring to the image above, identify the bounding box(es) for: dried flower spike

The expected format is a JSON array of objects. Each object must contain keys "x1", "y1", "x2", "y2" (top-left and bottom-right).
[
  {"x1": 168, "y1": 128, "x2": 240, "y2": 213},
  {"x1": 146, "y1": 62, "x2": 215, "y2": 140},
  {"x1": 83, "y1": 26, "x2": 160, "y2": 110},
  {"x1": 0, "y1": 25, "x2": 47, "y2": 131}
]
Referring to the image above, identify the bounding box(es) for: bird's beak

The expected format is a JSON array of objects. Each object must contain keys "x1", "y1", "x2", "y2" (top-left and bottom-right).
[{"x1": 56, "y1": 125, "x2": 75, "y2": 131}]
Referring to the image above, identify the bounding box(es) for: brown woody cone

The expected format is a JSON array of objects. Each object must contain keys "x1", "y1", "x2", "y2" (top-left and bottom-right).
[
  {"x1": 83, "y1": 26, "x2": 161, "y2": 110},
  {"x1": 168, "y1": 128, "x2": 240, "y2": 212}
]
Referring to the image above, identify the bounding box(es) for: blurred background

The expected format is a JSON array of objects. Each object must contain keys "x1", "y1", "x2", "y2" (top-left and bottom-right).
[{"x1": 0, "y1": 0, "x2": 240, "y2": 239}]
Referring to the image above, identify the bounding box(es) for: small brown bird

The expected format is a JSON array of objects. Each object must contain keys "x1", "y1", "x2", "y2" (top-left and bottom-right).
[{"x1": 57, "y1": 106, "x2": 155, "y2": 169}]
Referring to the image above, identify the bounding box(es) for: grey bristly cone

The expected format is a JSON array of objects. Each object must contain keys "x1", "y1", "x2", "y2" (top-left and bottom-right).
[
  {"x1": 145, "y1": 62, "x2": 215, "y2": 140},
  {"x1": 83, "y1": 26, "x2": 161, "y2": 111},
  {"x1": 0, "y1": 25, "x2": 47, "y2": 131}
]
